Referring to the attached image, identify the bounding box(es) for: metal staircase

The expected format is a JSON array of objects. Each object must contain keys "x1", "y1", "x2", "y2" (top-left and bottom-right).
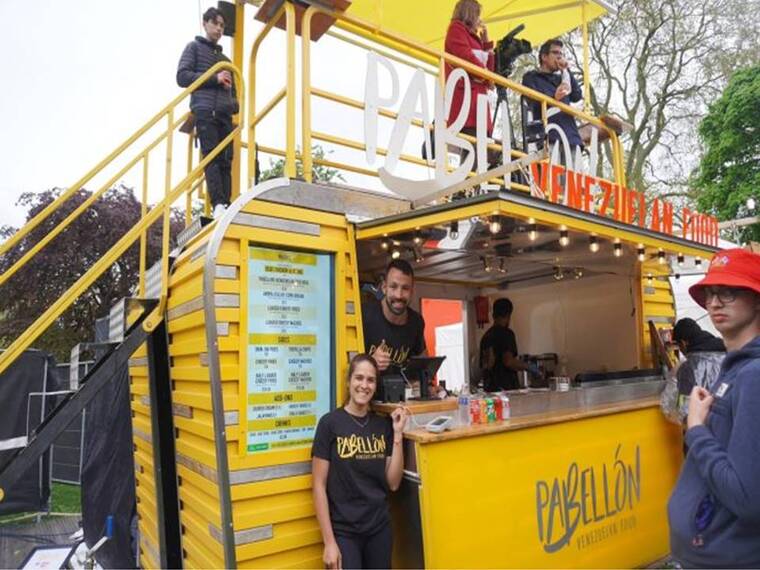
[{"x1": 0, "y1": 60, "x2": 244, "y2": 567}]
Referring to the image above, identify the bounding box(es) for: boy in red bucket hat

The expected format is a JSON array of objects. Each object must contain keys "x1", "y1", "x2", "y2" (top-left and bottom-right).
[{"x1": 668, "y1": 248, "x2": 760, "y2": 568}]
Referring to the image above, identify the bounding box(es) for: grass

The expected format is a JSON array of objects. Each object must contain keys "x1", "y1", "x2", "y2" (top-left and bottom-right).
[
  {"x1": 0, "y1": 483, "x2": 81, "y2": 524},
  {"x1": 50, "y1": 483, "x2": 81, "y2": 514}
]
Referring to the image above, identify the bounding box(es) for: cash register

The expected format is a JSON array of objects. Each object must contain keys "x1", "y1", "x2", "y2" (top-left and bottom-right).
[{"x1": 374, "y1": 356, "x2": 446, "y2": 402}]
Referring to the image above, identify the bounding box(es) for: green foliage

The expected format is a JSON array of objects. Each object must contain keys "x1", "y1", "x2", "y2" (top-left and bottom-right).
[
  {"x1": 259, "y1": 145, "x2": 345, "y2": 183},
  {"x1": 50, "y1": 483, "x2": 81, "y2": 513},
  {"x1": 692, "y1": 65, "x2": 760, "y2": 242},
  {"x1": 0, "y1": 185, "x2": 183, "y2": 360}
]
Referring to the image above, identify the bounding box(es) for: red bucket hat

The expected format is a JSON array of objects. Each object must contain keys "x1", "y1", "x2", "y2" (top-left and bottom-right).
[{"x1": 689, "y1": 248, "x2": 760, "y2": 308}]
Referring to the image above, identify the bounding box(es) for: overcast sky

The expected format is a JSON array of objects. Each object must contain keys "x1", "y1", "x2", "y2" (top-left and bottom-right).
[{"x1": 0, "y1": 0, "x2": 427, "y2": 232}]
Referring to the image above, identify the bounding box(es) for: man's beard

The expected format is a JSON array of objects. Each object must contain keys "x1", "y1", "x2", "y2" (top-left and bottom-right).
[{"x1": 385, "y1": 296, "x2": 407, "y2": 316}]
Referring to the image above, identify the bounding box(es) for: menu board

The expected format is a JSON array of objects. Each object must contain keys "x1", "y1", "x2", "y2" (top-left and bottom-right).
[{"x1": 246, "y1": 246, "x2": 333, "y2": 454}]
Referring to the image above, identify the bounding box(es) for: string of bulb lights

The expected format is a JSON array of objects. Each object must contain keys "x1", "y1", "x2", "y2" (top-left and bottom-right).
[{"x1": 380, "y1": 218, "x2": 711, "y2": 283}]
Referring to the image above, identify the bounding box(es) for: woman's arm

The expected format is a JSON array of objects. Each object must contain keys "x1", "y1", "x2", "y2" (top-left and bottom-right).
[
  {"x1": 385, "y1": 408, "x2": 407, "y2": 491},
  {"x1": 312, "y1": 457, "x2": 342, "y2": 569}
]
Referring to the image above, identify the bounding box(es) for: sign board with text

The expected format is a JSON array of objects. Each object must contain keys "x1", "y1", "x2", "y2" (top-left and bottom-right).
[{"x1": 245, "y1": 246, "x2": 334, "y2": 454}]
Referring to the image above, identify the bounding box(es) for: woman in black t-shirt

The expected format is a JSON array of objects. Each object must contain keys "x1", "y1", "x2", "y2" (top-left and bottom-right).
[{"x1": 311, "y1": 354, "x2": 408, "y2": 569}]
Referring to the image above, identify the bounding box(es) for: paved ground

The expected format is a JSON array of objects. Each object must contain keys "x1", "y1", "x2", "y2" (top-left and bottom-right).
[{"x1": 0, "y1": 514, "x2": 80, "y2": 568}]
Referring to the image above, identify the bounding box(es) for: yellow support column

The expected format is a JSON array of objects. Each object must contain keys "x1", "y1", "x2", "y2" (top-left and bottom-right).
[
  {"x1": 231, "y1": 1, "x2": 245, "y2": 201},
  {"x1": 285, "y1": 2, "x2": 297, "y2": 179}
]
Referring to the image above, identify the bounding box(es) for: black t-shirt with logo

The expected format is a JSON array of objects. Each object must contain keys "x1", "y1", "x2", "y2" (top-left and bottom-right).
[
  {"x1": 311, "y1": 408, "x2": 394, "y2": 536},
  {"x1": 362, "y1": 300, "x2": 426, "y2": 374},
  {"x1": 480, "y1": 324, "x2": 519, "y2": 391}
]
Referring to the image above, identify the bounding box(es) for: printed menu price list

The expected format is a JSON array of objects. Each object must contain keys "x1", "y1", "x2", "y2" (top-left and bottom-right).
[{"x1": 246, "y1": 247, "x2": 332, "y2": 454}]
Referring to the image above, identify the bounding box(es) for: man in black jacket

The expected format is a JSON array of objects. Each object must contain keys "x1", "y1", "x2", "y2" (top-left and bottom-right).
[
  {"x1": 521, "y1": 39, "x2": 583, "y2": 165},
  {"x1": 177, "y1": 7, "x2": 239, "y2": 218}
]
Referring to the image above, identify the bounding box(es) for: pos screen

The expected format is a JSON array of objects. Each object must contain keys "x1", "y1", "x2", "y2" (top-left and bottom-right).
[{"x1": 403, "y1": 356, "x2": 446, "y2": 400}]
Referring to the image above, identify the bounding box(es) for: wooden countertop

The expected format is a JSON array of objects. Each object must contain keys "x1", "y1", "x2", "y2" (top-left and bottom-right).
[
  {"x1": 403, "y1": 396, "x2": 660, "y2": 444},
  {"x1": 372, "y1": 397, "x2": 458, "y2": 415}
]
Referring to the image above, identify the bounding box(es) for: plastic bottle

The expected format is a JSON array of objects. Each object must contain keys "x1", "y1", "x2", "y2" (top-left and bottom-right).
[
  {"x1": 560, "y1": 68, "x2": 571, "y2": 96},
  {"x1": 458, "y1": 385, "x2": 471, "y2": 426}
]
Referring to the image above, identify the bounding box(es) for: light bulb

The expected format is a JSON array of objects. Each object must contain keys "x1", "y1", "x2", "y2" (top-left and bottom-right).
[
  {"x1": 647, "y1": 273, "x2": 653, "y2": 285},
  {"x1": 528, "y1": 224, "x2": 537, "y2": 242},
  {"x1": 559, "y1": 230, "x2": 569, "y2": 247},
  {"x1": 695, "y1": 256, "x2": 702, "y2": 267},
  {"x1": 613, "y1": 242, "x2": 623, "y2": 257},
  {"x1": 658, "y1": 250, "x2": 666, "y2": 265},
  {"x1": 489, "y1": 218, "x2": 501, "y2": 234},
  {"x1": 391, "y1": 249, "x2": 400, "y2": 260},
  {"x1": 554, "y1": 267, "x2": 564, "y2": 281},
  {"x1": 589, "y1": 236, "x2": 599, "y2": 253},
  {"x1": 381, "y1": 240, "x2": 389, "y2": 250},
  {"x1": 637, "y1": 245, "x2": 646, "y2": 262},
  {"x1": 413, "y1": 231, "x2": 423, "y2": 245},
  {"x1": 677, "y1": 254, "x2": 684, "y2": 266}
]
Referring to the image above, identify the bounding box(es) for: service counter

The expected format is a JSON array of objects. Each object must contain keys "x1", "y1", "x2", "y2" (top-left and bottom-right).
[{"x1": 375, "y1": 380, "x2": 683, "y2": 568}]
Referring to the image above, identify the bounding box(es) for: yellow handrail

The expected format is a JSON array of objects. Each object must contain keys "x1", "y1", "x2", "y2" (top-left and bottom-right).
[
  {"x1": 0, "y1": 61, "x2": 244, "y2": 376},
  {"x1": 297, "y1": 3, "x2": 625, "y2": 187},
  {"x1": 2, "y1": 64, "x2": 234, "y2": 258},
  {"x1": 248, "y1": 3, "x2": 288, "y2": 187},
  {"x1": 0, "y1": 115, "x2": 187, "y2": 289}
]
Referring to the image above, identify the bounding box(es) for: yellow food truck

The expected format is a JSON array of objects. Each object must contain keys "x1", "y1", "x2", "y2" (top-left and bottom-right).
[{"x1": 0, "y1": 1, "x2": 720, "y2": 568}]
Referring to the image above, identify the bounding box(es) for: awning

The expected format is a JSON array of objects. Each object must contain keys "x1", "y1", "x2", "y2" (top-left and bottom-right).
[{"x1": 347, "y1": 0, "x2": 613, "y2": 50}]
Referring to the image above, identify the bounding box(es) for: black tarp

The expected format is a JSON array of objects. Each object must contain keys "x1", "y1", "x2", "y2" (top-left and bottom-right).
[
  {"x1": 0, "y1": 350, "x2": 60, "y2": 515},
  {"x1": 80, "y1": 316, "x2": 137, "y2": 569}
]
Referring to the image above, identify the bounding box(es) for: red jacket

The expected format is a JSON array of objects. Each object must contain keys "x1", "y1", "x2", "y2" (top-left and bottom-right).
[{"x1": 444, "y1": 20, "x2": 495, "y2": 131}]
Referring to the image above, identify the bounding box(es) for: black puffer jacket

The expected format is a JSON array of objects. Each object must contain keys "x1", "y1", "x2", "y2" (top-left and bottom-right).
[{"x1": 176, "y1": 36, "x2": 239, "y2": 116}]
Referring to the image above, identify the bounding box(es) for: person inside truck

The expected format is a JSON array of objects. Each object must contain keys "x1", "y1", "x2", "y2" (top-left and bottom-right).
[{"x1": 362, "y1": 259, "x2": 426, "y2": 375}]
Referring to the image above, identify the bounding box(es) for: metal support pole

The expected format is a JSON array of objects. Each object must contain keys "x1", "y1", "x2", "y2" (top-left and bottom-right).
[{"x1": 146, "y1": 319, "x2": 182, "y2": 569}]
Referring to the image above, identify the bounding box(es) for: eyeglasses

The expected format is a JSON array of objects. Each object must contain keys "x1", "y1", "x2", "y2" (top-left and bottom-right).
[{"x1": 704, "y1": 286, "x2": 743, "y2": 304}]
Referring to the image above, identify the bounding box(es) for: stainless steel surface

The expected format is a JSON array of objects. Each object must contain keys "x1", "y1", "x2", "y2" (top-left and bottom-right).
[
  {"x1": 254, "y1": 179, "x2": 409, "y2": 221},
  {"x1": 507, "y1": 378, "x2": 664, "y2": 419},
  {"x1": 232, "y1": 211, "x2": 320, "y2": 236}
]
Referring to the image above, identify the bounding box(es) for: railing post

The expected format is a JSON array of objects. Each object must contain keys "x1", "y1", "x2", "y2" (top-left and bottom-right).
[
  {"x1": 161, "y1": 111, "x2": 174, "y2": 302},
  {"x1": 139, "y1": 155, "x2": 149, "y2": 298},
  {"x1": 285, "y1": 1, "x2": 297, "y2": 179},
  {"x1": 231, "y1": 0, "x2": 245, "y2": 201},
  {"x1": 185, "y1": 134, "x2": 194, "y2": 226},
  {"x1": 302, "y1": 6, "x2": 315, "y2": 183}
]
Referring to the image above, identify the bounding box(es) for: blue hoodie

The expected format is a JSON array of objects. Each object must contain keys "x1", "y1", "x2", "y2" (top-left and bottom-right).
[{"x1": 668, "y1": 335, "x2": 760, "y2": 568}]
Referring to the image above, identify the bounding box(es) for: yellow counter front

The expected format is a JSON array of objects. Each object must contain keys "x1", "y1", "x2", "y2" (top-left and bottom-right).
[{"x1": 389, "y1": 393, "x2": 682, "y2": 568}]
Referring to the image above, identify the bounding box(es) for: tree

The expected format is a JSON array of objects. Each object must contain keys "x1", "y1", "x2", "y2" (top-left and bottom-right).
[
  {"x1": 0, "y1": 185, "x2": 183, "y2": 360},
  {"x1": 692, "y1": 65, "x2": 760, "y2": 242},
  {"x1": 568, "y1": 0, "x2": 759, "y2": 201},
  {"x1": 259, "y1": 145, "x2": 345, "y2": 183}
]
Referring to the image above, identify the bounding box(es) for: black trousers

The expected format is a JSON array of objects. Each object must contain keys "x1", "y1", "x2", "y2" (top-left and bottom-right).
[
  {"x1": 335, "y1": 523, "x2": 393, "y2": 569},
  {"x1": 195, "y1": 110, "x2": 233, "y2": 208}
]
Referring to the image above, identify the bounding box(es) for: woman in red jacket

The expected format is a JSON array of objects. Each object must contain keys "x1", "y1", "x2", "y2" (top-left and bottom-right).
[{"x1": 445, "y1": 0, "x2": 495, "y2": 140}]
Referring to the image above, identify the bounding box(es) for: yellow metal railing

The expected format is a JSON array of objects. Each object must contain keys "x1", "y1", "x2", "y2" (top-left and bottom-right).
[
  {"x1": 0, "y1": 61, "x2": 244, "y2": 376},
  {"x1": 248, "y1": 2, "x2": 297, "y2": 185},
  {"x1": 246, "y1": 2, "x2": 625, "y2": 191}
]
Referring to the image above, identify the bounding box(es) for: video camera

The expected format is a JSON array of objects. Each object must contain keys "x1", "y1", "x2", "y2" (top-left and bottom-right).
[{"x1": 495, "y1": 24, "x2": 532, "y2": 78}]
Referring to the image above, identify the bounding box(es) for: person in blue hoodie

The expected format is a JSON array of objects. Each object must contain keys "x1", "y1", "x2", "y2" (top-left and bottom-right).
[{"x1": 668, "y1": 248, "x2": 760, "y2": 568}]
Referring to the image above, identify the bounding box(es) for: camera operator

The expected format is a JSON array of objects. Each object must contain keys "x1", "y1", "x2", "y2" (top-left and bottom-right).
[
  {"x1": 444, "y1": 0, "x2": 495, "y2": 150},
  {"x1": 522, "y1": 39, "x2": 583, "y2": 164}
]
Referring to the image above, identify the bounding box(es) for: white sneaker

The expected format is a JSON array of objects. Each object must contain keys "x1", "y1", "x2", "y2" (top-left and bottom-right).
[{"x1": 213, "y1": 204, "x2": 227, "y2": 219}]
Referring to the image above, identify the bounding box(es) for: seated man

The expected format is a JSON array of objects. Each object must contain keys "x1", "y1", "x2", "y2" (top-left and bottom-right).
[{"x1": 522, "y1": 39, "x2": 583, "y2": 163}]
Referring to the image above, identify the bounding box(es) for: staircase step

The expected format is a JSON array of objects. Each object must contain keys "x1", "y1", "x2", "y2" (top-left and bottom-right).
[
  {"x1": 109, "y1": 297, "x2": 160, "y2": 343},
  {"x1": 175, "y1": 215, "x2": 213, "y2": 250}
]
